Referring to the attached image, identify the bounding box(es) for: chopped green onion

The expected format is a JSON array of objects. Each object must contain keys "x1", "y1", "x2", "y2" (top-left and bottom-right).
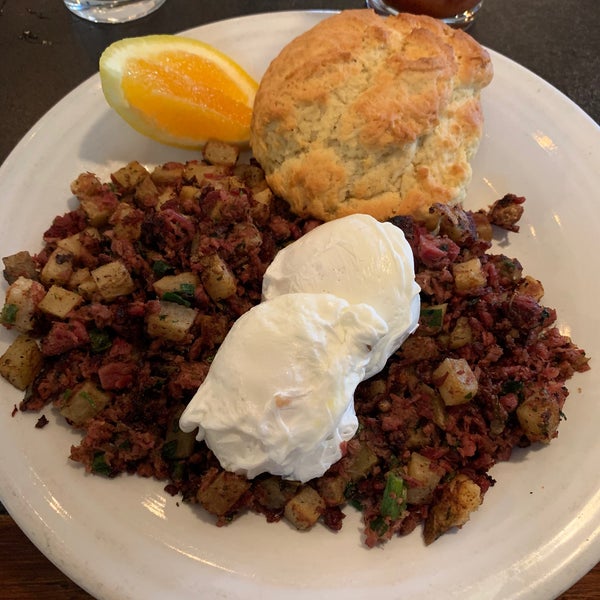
[
  {"x1": 171, "y1": 461, "x2": 186, "y2": 481},
  {"x1": 380, "y1": 471, "x2": 407, "y2": 520},
  {"x1": 369, "y1": 516, "x2": 389, "y2": 536},
  {"x1": 152, "y1": 260, "x2": 173, "y2": 277},
  {"x1": 178, "y1": 283, "x2": 195, "y2": 297},
  {"x1": 91, "y1": 452, "x2": 111, "y2": 476},
  {"x1": 162, "y1": 292, "x2": 191, "y2": 307},
  {"x1": 80, "y1": 391, "x2": 96, "y2": 409},
  {"x1": 347, "y1": 498, "x2": 363, "y2": 511},
  {"x1": 89, "y1": 328, "x2": 112, "y2": 353},
  {"x1": 1, "y1": 303, "x2": 18, "y2": 324},
  {"x1": 161, "y1": 439, "x2": 178, "y2": 460},
  {"x1": 164, "y1": 408, "x2": 197, "y2": 460},
  {"x1": 419, "y1": 304, "x2": 447, "y2": 334}
]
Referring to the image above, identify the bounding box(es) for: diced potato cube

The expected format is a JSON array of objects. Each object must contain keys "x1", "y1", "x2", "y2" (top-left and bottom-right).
[
  {"x1": 150, "y1": 162, "x2": 184, "y2": 185},
  {"x1": 452, "y1": 257, "x2": 487, "y2": 293},
  {"x1": 40, "y1": 248, "x2": 75, "y2": 287},
  {"x1": 208, "y1": 175, "x2": 245, "y2": 195},
  {"x1": 2, "y1": 251, "x2": 38, "y2": 284},
  {"x1": 316, "y1": 475, "x2": 347, "y2": 506},
  {"x1": 183, "y1": 162, "x2": 229, "y2": 186},
  {"x1": 495, "y1": 255, "x2": 523, "y2": 283},
  {"x1": 516, "y1": 275, "x2": 544, "y2": 301},
  {"x1": 68, "y1": 267, "x2": 93, "y2": 291},
  {"x1": 70, "y1": 172, "x2": 102, "y2": 198},
  {"x1": 77, "y1": 277, "x2": 99, "y2": 300},
  {"x1": 38, "y1": 285, "x2": 83, "y2": 319},
  {"x1": 155, "y1": 187, "x2": 177, "y2": 211},
  {"x1": 154, "y1": 187, "x2": 177, "y2": 212},
  {"x1": 284, "y1": 486, "x2": 325, "y2": 530},
  {"x1": 203, "y1": 140, "x2": 240, "y2": 166},
  {"x1": 1, "y1": 276, "x2": 46, "y2": 332},
  {"x1": 197, "y1": 470, "x2": 251, "y2": 517},
  {"x1": 110, "y1": 202, "x2": 143, "y2": 240},
  {"x1": 178, "y1": 185, "x2": 200, "y2": 203},
  {"x1": 56, "y1": 233, "x2": 83, "y2": 257},
  {"x1": 433, "y1": 205, "x2": 478, "y2": 244},
  {"x1": 79, "y1": 197, "x2": 115, "y2": 227},
  {"x1": 230, "y1": 222, "x2": 262, "y2": 254},
  {"x1": 472, "y1": 212, "x2": 493, "y2": 242},
  {"x1": 134, "y1": 175, "x2": 160, "y2": 209},
  {"x1": 251, "y1": 183, "x2": 268, "y2": 204},
  {"x1": 233, "y1": 163, "x2": 266, "y2": 188},
  {"x1": 152, "y1": 272, "x2": 199, "y2": 299},
  {"x1": 429, "y1": 390, "x2": 448, "y2": 429},
  {"x1": 82, "y1": 226, "x2": 102, "y2": 241},
  {"x1": 146, "y1": 301, "x2": 198, "y2": 342},
  {"x1": 111, "y1": 160, "x2": 148, "y2": 192},
  {"x1": 448, "y1": 316, "x2": 473, "y2": 349},
  {"x1": 0, "y1": 334, "x2": 43, "y2": 390},
  {"x1": 254, "y1": 477, "x2": 299, "y2": 510},
  {"x1": 344, "y1": 442, "x2": 378, "y2": 482},
  {"x1": 423, "y1": 474, "x2": 482, "y2": 544},
  {"x1": 250, "y1": 186, "x2": 273, "y2": 224},
  {"x1": 91, "y1": 261, "x2": 135, "y2": 301},
  {"x1": 71, "y1": 172, "x2": 104, "y2": 200},
  {"x1": 59, "y1": 380, "x2": 111, "y2": 427},
  {"x1": 516, "y1": 386, "x2": 560, "y2": 443},
  {"x1": 433, "y1": 357, "x2": 478, "y2": 406},
  {"x1": 405, "y1": 426, "x2": 433, "y2": 450},
  {"x1": 199, "y1": 254, "x2": 237, "y2": 302},
  {"x1": 406, "y1": 452, "x2": 443, "y2": 505}
]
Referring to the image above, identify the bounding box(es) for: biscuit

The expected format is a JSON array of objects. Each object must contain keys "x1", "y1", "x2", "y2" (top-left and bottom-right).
[{"x1": 250, "y1": 10, "x2": 493, "y2": 221}]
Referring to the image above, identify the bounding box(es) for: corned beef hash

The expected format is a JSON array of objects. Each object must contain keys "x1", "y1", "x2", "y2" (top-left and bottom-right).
[{"x1": 0, "y1": 142, "x2": 589, "y2": 546}]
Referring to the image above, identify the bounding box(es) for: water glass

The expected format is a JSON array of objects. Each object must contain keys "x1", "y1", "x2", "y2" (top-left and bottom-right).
[{"x1": 64, "y1": 0, "x2": 167, "y2": 24}]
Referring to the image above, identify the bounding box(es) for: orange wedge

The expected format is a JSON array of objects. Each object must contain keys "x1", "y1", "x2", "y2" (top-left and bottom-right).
[{"x1": 99, "y1": 35, "x2": 258, "y2": 148}]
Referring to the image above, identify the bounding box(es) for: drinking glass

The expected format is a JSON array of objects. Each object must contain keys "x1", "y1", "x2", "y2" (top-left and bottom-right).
[
  {"x1": 366, "y1": 0, "x2": 484, "y2": 29},
  {"x1": 64, "y1": 0, "x2": 166, "y2": 24}
]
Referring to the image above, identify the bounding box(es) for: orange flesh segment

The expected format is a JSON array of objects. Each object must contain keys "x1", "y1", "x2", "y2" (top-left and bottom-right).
[{"x1": 121, "y1": 51, "x2": 253, "y2": 141}]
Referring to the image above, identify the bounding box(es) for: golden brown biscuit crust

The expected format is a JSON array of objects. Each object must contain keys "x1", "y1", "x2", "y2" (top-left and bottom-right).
[{"x1": 250, "y1": 10, "x2": 493, "y2": 221}]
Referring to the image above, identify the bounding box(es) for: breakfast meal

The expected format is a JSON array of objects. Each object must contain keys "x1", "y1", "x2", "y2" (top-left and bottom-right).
[
  {"x1": 250, "y1": 10, "x2": 493, "y2": 221},
  {"x1": 0, "y1": 9, "x2": 591, "y2": 550},
  {"x1": 0, "y1": 147, "x2": 589, "y2": 546}
]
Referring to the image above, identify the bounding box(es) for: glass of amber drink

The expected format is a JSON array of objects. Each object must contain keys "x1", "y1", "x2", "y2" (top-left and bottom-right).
[{"x1": 366, "y1": 0, "x2": 484, "y2": 29}]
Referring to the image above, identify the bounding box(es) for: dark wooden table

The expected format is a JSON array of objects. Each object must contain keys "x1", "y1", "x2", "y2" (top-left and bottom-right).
[{"x1": 1, "y1": 0, "x2": 599, "y2": 598}]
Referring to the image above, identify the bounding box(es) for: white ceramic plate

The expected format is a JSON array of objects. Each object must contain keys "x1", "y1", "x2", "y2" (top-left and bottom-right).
[{"x1": 0, "y1": 11, "x2": 599, "y2": 600}]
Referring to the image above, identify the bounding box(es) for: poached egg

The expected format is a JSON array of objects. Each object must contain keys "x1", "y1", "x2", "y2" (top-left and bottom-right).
[
  {"x1": 263, "y1": 213, "x2": 421, "y2": 378},
  {"x1": 179, "y1": 292, "x2": 387, "y2": 483}
]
